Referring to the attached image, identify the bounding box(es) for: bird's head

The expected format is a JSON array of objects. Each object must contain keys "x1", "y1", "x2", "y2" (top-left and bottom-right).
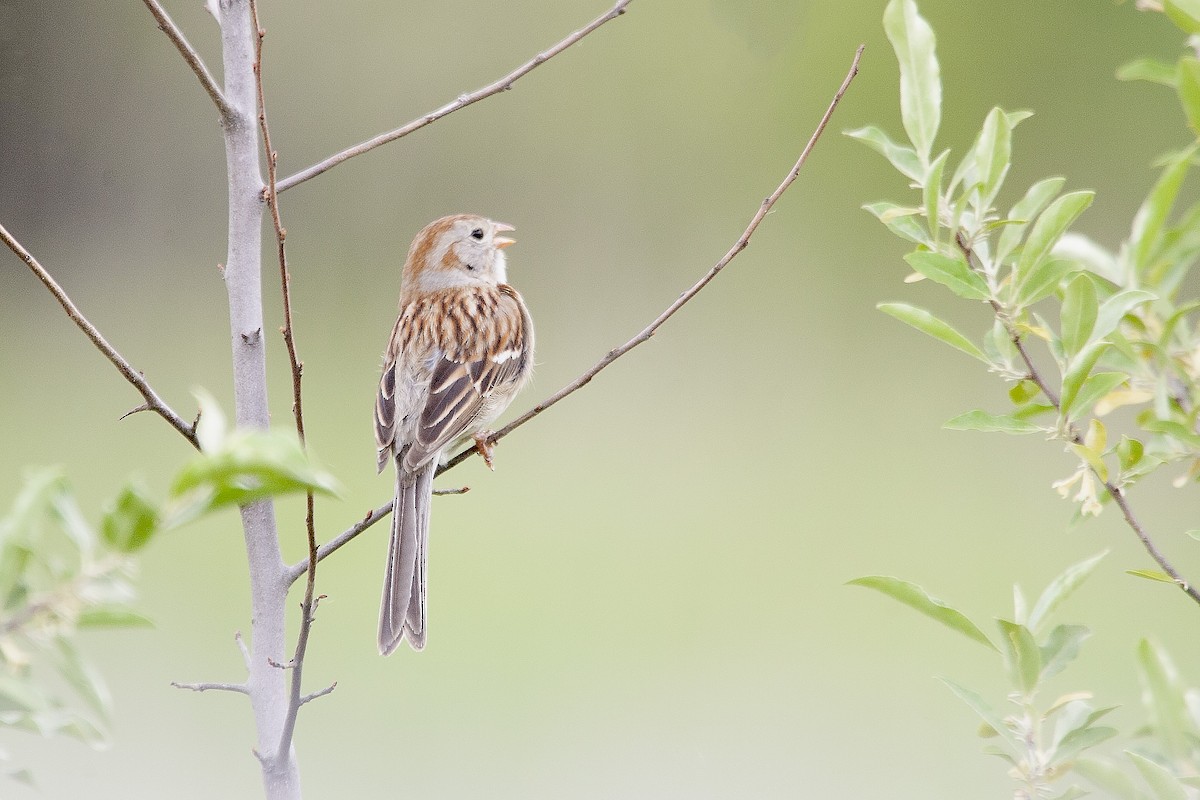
[{"x1": 401, "y1": 214, "x2": 516, "y2": 296}]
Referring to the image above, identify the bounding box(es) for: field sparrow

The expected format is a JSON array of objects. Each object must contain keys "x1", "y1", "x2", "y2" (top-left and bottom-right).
[{"x1": 374, "y1": 214, "x2": 534, "y2": 654}]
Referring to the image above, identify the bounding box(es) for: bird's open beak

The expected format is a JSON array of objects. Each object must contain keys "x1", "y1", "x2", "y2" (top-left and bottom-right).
[{"x1": 493, "y1": 222, "x2": 516, "y2": 249}]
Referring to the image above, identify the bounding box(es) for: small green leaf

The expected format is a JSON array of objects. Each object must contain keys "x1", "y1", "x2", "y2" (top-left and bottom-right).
[
  {"x1": 923, "y1": 149, "x2": 949, "y2": 240},
  {"x1": 973, "y1": 107, "x2": 1016, "y2": 212},
  {"x1": 1008, "y1": 380, "x2": 1040, "y2": 404},
  {"x1": 903, "y1": 251, "x2": 990, "y2": 299},
  {"x1": 996, "y1": 177, "x2": 1066, "y2": 267},
  {"x1": 1117, "y1": 436, "x2": 1145, "y2": 474},
  {"x1": 1015, "y1": 191, "x2": 1095, "y2": 287},
  {"x1": 848, "y1": 575, "x2": 997, "y2": 651},
  {"x1": 997, "y1": 619, "x2": 1042, "y2": 694},
  {"x1": 1074, "y1": 755, "x2": 1149, "y2": 800},
  {"x1": 101, "y1": 483, "x2": 160, "y2": 554},
  {"x1": 1060, "y1": 341, "x2": 1111, "y2": 421},
  {"x1": 877, "y1": 302, "x2": 988, "y2": 362},
  {"x1": 1027, "y1": 551, "x2": 1108, "y2": 633},
  {"x1": 883, "y1": 0, "x2": 941, "y2": 162},
  {"x1": 1170, "y1": 75, "x2": 1200, "y2": 130},
  {"x1": 1094, "y1": 289, "x2": 1156, "y2": 344},
  {"x1": 1167, "y1": 0, "x2": 1200, "y2": 33},
  {"x1": 943, "y1": 409, "x2": 1042, "y2": 434},
  {"x1": 1049, "y1": 787, "x2": 1090, "y2": 800},
  {"x1": 52, "y1": 638, "x2": 111, "y2": 721},
  {"x1": 1069, "y1": 372, "x2": 1128, "y2": 422},
  {"x1": 1127, "y1": 569, "x2": 1177, "y2": 584},
  {"x1": 864, "y1": 202, "x2": 933, "y2": 247},
  {"x1": 1039, "y1": 624, "x2": 1091, "y2": 681},
  {"x1": 1128, "y1": 751, "x2": 1188, "y2": 800},
  {"x1": 1136, "y1": 639, "x2": 1195, "y2": 763},
  {"x1": 1052, "y1": 726, "x2": 1118, "y2": 766},
  {"x1": 1118, "y1": 58, "x2": 1179, "y2": 87},
  {"x1": 1014, "y1": 257, "x2": 1076, "y2": 308},
  {"x1": 1061, "y1": 274, "x2": 1099, "y2": 357},
  {"x1": 1130, "y1": 145, "x2": 1195, "y2": 273},
  {"x1": 940, "y1": 677, "x2": 1019, "y2": 752},
  {"x1": 77, "y1": 606, "x2": 154, "y2": 629},
  {"x1": 846, "y1": 125, "x2": 924, "y2": 182}
]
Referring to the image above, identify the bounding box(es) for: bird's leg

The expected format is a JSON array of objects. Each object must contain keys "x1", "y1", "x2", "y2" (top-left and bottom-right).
[{"x1": 473, "y1": 431, "x2": 497, "y2": 471}]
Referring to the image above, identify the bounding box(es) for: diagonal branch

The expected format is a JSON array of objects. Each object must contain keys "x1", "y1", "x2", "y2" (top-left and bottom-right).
[
  {"x1": 246, "y1": 0, "x2": 321, "y2": 765},
  {"x1": 287, "y1": 43, "x2": 867, "y2": 584},
  {"x1": 1, "y1": 223, "x2": 199, "y2": 449},
  {"x1": 140, "y1": 0, "x2": 234, "y2": 119},
  {"x1": 953, "y1": 232, "x2": 1200, "y2": 607},
  {"x1": 275, "y1": 0, "x2": 634, "y2": 193}
]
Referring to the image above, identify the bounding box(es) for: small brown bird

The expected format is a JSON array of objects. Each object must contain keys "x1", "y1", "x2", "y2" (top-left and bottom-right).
[{"x1": 374, "y1": 214, "x2": 534, "y2": 654}]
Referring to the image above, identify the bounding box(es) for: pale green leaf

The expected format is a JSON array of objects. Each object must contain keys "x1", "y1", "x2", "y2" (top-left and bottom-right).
[
  {"x1": 1061, "y1": 274, "x2": 1098, "y2": 357},
  {"x1": 1039, "y1": 624, "x2": 1091, "y2": 681},
  {"x1": 1028, "y1": 551, "x2": 1107, "y2": 633},
  {"x1": 923, "y1": 149, "x2": 949, "y2": 240},
  {"x1": 877, "y1": 303, "x2": 987, "y2": 362},
  {"x1": 903, "y1": 251, "x2": 989, "y2": 299},
  {"x1": 1094, "y1": 290, "x2": 1156, "y2": 344},
  {"x1": 864, "y1": 202, "x2": 933, "y2": 247},
  {"x1": 883, "y1": 0, "x2": 941, "y2": 162},
  {"x1": 101, "y1": 483, "x2": 160, "y2": 554},
  {"x1": 1060, "y1": 341, "x2": 1110, "y2": 421},
  {"x1": 997, "y1": 619, "x2": 1042, "y2": 694},
  {"x1": 940, "y1": 677, "x2": 1019, "y2": 751},
  {"x1": 846, "y1": 125, "x2": 924, "y2": 181},
  {"x1": 1130, "y1": 146, "x2": 1195, "y2": 273},
  {"x1": 1127, "y1": 751, "x2": 1188, "y2": 800},
  {"x1": 996, "y1": 177, "x2": 1066, "y2": 267},
  {"x1": 1127, "y1": 569, "x2": 1177, "y2": 584},
  {"x1": 1069, "y1": 372, "x2": 1129, "y2": 422},
  {"x1": 77, "y1": 606, "x2": 154, "y2": 629},
  {"x1": 1167, "y1": 0, "x2": 1200, "y2": 33},
  {"x1": 1136, "y1": 639, "x2": 1195, "y2": 762},
  {"x1": 1074, "y1": 755, "x2": 1149, "y2": 800},
  {"x1": 943, "y1": 410, "x2": 1042, "y2": 434},
  {"x1": 848, "y1": 575, "x2": 997, "y2": 651},
  {"x1": 1117, "y1": 58, "x2": 1178, "y2": 87},
  {"x1": 1016, "y1": 191, "x2": 1095, "y2": 287}
]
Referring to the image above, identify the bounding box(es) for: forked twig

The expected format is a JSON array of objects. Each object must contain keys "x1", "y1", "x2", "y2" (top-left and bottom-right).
[
  {"x1": 275, "y1": 0, "x2": 634, "y2": 192},
  {"x1": 288, "y1": 43, "x2": 867, "y2": 582},
  {"x1": 140, "y1": 0, "x2": 234, "y2": 119}
]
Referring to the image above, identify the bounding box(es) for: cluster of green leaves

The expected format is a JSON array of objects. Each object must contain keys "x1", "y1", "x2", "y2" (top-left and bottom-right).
[
  {"x1": 0, "y1": 392, "x2": 336, "y2": 787},
  {"x1": 852, "y1": 556, "x2": 1200, "y2": 800},
  {"x1": 849, "y1": 0, "x2": 1200, "y2": 521},
  {"x1": 0, "y1": 468, "x2": 153, "y2": 787}
]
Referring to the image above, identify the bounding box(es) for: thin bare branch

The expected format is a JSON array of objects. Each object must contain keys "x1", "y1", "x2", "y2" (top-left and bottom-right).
[
  {"x1": 248, "y1": 0, "x2": 321, "y2": 763},
  {"x1": 299, "y1": 682, "x2": 337, "y2": 705},
  {"x1": 287, "y1": 44, "x2": 867, "y2": 582},
  {"x1": 140, "y1": 0, "x2": 234, "y2": 119},
  {"x1": 433, "y1": 486, "x2": 471, "y2": 496},
  {"x1": 1, "y1": 223, "x2": 199, "y2": 448},
  {"x1": 275, "y1": 0, "x2": 633, "y2": 193},
  {"x1": 171, "y1": 681, "x2": 250, "y2": 695}
]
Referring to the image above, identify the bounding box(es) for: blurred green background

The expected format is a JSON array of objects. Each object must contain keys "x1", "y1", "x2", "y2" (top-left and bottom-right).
[{"x1": 3, "y1": 0, "x2": 1199, "y2": 797}]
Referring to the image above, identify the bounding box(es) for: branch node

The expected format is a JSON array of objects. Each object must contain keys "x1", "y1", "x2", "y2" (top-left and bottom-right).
[
  {"x1": 119, "y1": 403, "x2": 152, "y2": 421},
  {"x1": 300, "y1": 682, "x2": 337, "y2": 706}
]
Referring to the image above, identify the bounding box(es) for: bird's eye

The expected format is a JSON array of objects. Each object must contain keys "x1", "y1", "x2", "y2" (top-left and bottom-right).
[
  {"x1": 464, "y1": 263, "x2": 475, "y2": 271},
  {"x1": 470, "y1": 228, "x2": 484, "y2": 240}
]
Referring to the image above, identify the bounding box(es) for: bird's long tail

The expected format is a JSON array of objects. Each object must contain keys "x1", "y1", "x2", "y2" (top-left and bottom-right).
[{"x1": 378, "y1": 460, "x2": 434, "y2": 654}]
